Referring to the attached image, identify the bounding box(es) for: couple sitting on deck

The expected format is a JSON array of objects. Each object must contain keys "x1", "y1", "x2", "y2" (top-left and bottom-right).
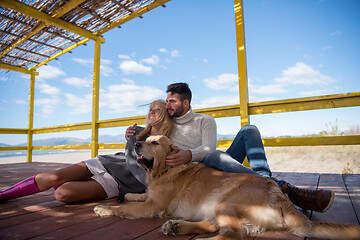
[{"x1": 0, "y1": 82, "x2": 334, "y2": 213}]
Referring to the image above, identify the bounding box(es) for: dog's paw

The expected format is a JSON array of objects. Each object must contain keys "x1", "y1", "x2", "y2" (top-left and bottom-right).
[
  {"x1": 162, "y1": 220, "x2": 182, "y2": 235},
  {"x1": 93, "y1": 205, "x2": 114, "y2": 217}
]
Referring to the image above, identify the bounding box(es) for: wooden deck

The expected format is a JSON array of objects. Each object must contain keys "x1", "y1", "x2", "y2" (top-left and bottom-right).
[{"x1": 0, "y1": 162, "x2": 359, "y2": 240}]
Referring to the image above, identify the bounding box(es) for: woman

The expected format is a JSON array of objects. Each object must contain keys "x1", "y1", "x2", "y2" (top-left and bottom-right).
[{"x1": 0, "y1": 100, "x2": 173, "y2": 204}]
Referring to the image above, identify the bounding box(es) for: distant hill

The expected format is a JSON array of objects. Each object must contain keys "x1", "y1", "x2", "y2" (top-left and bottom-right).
[
  {"x1": 33, "y1": 137, "x2": 89, "y2": 146},
  {"x1": 0, "y1": 143, "x2": 11, "y2": 147}
]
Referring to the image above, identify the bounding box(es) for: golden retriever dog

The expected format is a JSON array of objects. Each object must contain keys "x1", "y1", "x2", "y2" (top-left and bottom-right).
[{"x1": 94, "y1": 135, "x2": 360, "y2": 240}]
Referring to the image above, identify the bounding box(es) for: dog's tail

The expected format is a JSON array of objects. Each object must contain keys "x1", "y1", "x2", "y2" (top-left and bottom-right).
[{"x1": 294, "y1": 221, "x2": 360, "y2": 240}]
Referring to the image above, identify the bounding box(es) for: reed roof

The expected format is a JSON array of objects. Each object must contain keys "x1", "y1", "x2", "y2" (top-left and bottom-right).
[{"x1": 0, "y1": 0, "x2": 167, "y2": 71}]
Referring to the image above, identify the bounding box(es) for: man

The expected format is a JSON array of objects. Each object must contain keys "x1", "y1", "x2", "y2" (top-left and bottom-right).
[{"x1": 164, "y1": 82, "x2": 334, "y2": 213}]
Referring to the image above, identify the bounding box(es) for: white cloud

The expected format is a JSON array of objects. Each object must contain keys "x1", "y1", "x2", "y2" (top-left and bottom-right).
[
  {"x1": 63, "y1": 83, "x2": 164, "y2": 115},
  {"x1": 72, "y1": 58, "x2": 92, "y2": 66},
  {"x1": 122, "y1": 79, "x2": 135, "y2": 84},
  {"x1": 101, "y1": 84, "x2": 164, "y2": 114},
  {"x1": 322, "y1": 45, "x2": 332, "y2": 51},
  {"x1": 170, "y1": 50, "x2": 180, "y2": 57},
  {"x1": 73, "y1": 58, "x2": 114, "y2": 77},
  {"x1": 193, "y1": 95, "x2": 239, "y2": 109},
  {"x1": 119, "y1": 60, "x2": 153, "y2": 75},
  {"x1": 36, "y1": 80, "x2": 61, "y2": 95},
  {"x1": 118, "y1": 54, "x2": 131, "y2": 59},
  {"x1": 203, "y1": 73, "x2": 238, "y2": 91},
  {"x1": 249, "y1": 83, "x2": 287, "y2": 95},
  {"x1": 300, "y1": 89, "x2": 334, "y2": 97},
  {"x1": 64, "y1": 77, "x2": 91, "y2": 88},
  {"x1": 159, "y1": 48, "x2": 167, "y2": 53},
  {"x1": 100, "y1": 64, "x2": 114, "y2": 77},
  {"x1": 35, "y1": 96, "x2": 61, "y2": 117},
  {"x1": 331, "y1": 30, "x2": 342, "y2": 36},
  {"x1": 101, "y1": 59, "x2": 112, "y2": 65},
  {"x1": 37, "y1": 65, "x2": 66, "y2": 80},
  {"x1": 249, "y1": 95, "x2": 275, "y2": 103},
  {"x1": 65, "y1": 93, "x2": 92, "y2": 115},
  {"x1": 15, "y1": 99, "x2": 27, "y2": 104},
  {"x1": 141, "y1": 55, "x2": 160, "y2": 65},
  {"x1": 274, "y1": 62, "x2": 335, "y2": 86}
]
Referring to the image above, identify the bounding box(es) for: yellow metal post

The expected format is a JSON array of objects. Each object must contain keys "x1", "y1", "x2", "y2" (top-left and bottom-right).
[
  {"x1": 27, "y1": 74, "x2": 35, "y2": 162},
  {"x1": 234, "y1": 0, "x2": 249, "y2": 127},
  {"x1": 234, "y1": 0, "x2": 250, "y2": 167},
  {"x1": 91, "y1": 40, "x2": 101, "y2": 158}
]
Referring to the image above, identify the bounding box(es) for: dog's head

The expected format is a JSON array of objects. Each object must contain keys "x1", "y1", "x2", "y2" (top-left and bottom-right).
[{"x1": 135, "y1": 135, "x2": 176, "y2": 179}]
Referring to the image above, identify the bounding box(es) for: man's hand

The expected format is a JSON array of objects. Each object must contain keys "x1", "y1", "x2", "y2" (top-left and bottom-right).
[
  {"x1": 165, "y1": 145, "x2": 192, "y2": 167},
  {"x1": 125, "y1": 124, "x2": 137, "y2": 140}
]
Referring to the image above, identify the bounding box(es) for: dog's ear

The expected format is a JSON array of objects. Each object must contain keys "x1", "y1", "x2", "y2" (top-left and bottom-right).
[
  {"x1": 151, "y1": 149, "x2": 167, "y2": 179},
  {"x1": 168, "y1": 144, "x2": 180, "y2": 156}
]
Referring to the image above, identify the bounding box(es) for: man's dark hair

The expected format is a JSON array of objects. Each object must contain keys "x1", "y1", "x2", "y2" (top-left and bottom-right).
[{"x1": 166, "y1": 82, "x2": 192, "y2": 104}]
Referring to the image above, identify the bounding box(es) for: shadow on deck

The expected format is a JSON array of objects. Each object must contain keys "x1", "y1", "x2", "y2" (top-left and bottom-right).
[{"x1": 0, "y1": 162, "x2": 359, "y2": 240}]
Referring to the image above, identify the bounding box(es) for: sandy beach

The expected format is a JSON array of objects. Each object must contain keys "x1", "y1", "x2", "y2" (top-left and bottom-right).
[{"x1": 1, "y1": 145, "x2": 359, "y2": 174}]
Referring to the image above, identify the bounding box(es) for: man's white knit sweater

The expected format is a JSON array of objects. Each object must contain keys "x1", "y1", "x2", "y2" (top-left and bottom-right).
[{"x1": 170, "y1": 108, "x2": 217, "y2": 162}]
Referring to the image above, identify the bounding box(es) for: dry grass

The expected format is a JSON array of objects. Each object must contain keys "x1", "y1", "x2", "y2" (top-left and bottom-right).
[{"x1": 265, "y1": 145, "x2": 360, "y2": 174}]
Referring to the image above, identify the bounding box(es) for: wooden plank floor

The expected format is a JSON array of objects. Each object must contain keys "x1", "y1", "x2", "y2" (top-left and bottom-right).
[{"x1": 1, "y1": 162, "x2": 359, "y2": 240}]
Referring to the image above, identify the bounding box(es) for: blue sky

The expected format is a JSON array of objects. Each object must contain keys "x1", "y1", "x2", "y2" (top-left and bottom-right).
[{"x1": 0, "y1": 0, "x2": 359, "y2": 145}]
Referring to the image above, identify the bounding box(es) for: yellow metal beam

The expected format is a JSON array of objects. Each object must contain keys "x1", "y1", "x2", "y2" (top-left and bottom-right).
[
  {"x1": 0, "y1": 146, "x2": 27, "y2": 151},
  {"x1": 14, "y1": 92, "x2": 360, "y2": 134},
  {"x1": 195, "y1": 105, "x2": 241, "y2": 118},
  {"x1": 0, "y1": 128, "x2": 28, "y2": 134},
  {"x1": 33, "y1": 122, "x2": 92, "y2": 134},
  {"x1": 234, "y1": 0, "x2": 249, "y2": 127},
  {"x1": 33, "y1": 144, "x2": 91, "y2": 150},
  {"x1": 1, "y1": 0, "x2": 105, "y2": 43},
  {"x1": 98, "y1": 116, "x2": 146, "y2": 128},
  {"x1": 26, "y1": 74, "x2": 35, "y2": 163},
  {"x1": 218, "y1": 135, "x2": 360, "y2": 148},
  {"x1": 262, "y1": 135, "x2": 360, "y2": 147},
  {"x1": 195, "y1": 92, "x2": 360, "y2": 117},
  {"x1": 91, "y1": 40, "x2": 101, "y2": 158},
  {"x1": 100, "y1": 143, "x2": 126, "y2": 150},
  {"x1": 248, "y1": 92, "x2": 360, "y2": 115},
  {"x1": 0, "y1": 63, "x2": 38, "y2": 75}
]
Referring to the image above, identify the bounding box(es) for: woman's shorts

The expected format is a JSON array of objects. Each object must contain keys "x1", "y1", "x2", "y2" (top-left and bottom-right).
[{"x1": 83, "y1": 157, "x2": 120, "y2": 199}]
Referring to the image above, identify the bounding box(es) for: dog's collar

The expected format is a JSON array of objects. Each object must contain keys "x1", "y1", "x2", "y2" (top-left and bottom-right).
[
  {"x1": 161, "y1": 169, "x2": 169, "y2": 176},
  {"x1": 159, "y1": 168, "x2": 170, "y2": 177}
]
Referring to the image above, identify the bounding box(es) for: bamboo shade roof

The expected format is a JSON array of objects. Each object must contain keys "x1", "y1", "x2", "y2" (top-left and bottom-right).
[{"x1": 0, "y1": 0, "x2": 168, "y2": 71}]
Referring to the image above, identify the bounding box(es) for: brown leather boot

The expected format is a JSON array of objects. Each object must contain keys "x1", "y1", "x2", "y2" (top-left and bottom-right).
[{"x1": 280, "y1": 183, "x2": 335, "y2": 213}]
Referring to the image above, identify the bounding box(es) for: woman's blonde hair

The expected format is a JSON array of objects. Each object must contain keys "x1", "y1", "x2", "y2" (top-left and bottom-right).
[{"x1": 136, "y1": 99, "x2": 173, "y2": 140}]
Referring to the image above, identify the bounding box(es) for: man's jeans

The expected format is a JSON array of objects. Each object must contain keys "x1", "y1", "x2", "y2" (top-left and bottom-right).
[{"x1": 201, "y1": 125, "x2": 272, "y2": 177}]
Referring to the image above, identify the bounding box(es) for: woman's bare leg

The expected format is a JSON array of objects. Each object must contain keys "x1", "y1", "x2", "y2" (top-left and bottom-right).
[
  {"x1": 34, "y1": 162, "x2": 93, "y2": 191},
  {"x1": 54, "y1": 180, "x2": 107, "y2": 203},
  {"x1": 1, "y1": 162, "x2": 108, "y2": 203}
]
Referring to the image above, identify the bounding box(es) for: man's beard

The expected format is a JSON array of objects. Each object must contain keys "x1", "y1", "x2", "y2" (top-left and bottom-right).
[{"x1": 168, "y1": 105, "x2": 185, "y2": 118}]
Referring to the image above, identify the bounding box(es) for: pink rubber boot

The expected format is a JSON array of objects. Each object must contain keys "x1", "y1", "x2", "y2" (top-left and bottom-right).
[{"x1": 0, "y1": 175, "x2": 41, "y2": 202}]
